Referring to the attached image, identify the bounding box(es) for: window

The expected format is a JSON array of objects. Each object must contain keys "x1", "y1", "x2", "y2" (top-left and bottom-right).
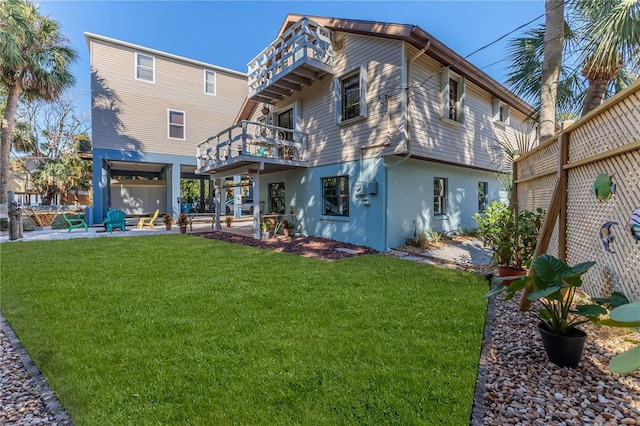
[
  {"x1": 434, "y1": 177, "x2": 447, "y2": 215},
  {"x1": 269, "y1": 182, "x2": 285, "y2": 214},
  {"x1": 322, "y1": 176, "x2": 349, "y2": 217},
  {"x1": 342, "y1": 73, "x2": 360, "y2": 120},
  {"x1": 334, "y1": 65, "x2": 367, "y2": 123},
  {"x1": 478, "y1": 181, "x2": 488, "y2": 212},
  {"x1": 204, "y1": 70, "x2": 216, "y2": 95},
  {"x1": 492, "y1": 98, "x2": 510, "y2": 124},
  {"x1": 277, "y1": 108, "x2": 294, "y2": 141},
  {"x1": 168, "y1": 110, "x2": 185, "y2": 140},
  {"x1": 440, "y1": 67, "x2": 465, "y2": 123},
  {"x1": 136, "y1": 53, "x2": 154, "y2": 82}
]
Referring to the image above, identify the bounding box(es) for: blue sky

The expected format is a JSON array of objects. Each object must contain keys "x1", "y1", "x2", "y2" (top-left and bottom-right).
[{"x1": 38, "y1": 0, "x2": 544, "y2": 112}]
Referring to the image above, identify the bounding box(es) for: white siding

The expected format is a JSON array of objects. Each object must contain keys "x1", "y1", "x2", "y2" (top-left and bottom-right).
[
  {"x1": 267, "y1": 33, "x2": 405, "y2": 167},
  {"x1": 90, "y1": 38, "x2": 247, "y2": 156},
  {"x1": 407, "y1": 45, "x2": 530, "y2": 170}
]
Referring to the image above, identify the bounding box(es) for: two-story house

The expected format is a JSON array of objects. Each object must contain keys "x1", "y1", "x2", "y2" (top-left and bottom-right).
[
  {"x1": 86, "y1": 33, "x2": 247, "y2": 223},
  {"x1": 196, "y1": 15, "x2": 534, "y2": 251}
]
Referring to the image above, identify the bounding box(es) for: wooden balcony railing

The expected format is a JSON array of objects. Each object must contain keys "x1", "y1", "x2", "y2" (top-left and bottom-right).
[
  {"x1": 196, "y1": 121, "x2": 308, "y2": 174},
  {"x1": 247, "y1": 17, "x2": 334, "y2": 103}
]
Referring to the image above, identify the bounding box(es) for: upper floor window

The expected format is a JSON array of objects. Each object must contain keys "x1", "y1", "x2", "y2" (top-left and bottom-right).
[
  {"x1": 440, "y1": 67, "x2": 465, "y2": 124},
  {"x1": 136, "y1": 53, "x2": 154, "y2": 82},
  {"x1": 334, "y1": 65, "x2": 367, "y2": 124},
  {"x1": 434, "y1": 177, "x2": 447, "y2": 215},
  {"x1": 204, "y1": 70, "x2": 216, "y2": 95},
  {"x1": 322, "y1": 176, "x2": 349, "y2": 217},
  {"x1": 492, "y1": 98, "x2": 510, "y2": 125},
  {"x1": 478, "y1": 181, "x2": 488, "y2": 212},
  {"x1": 168, "y1": 110, "x2": 185, "y2": 140}
]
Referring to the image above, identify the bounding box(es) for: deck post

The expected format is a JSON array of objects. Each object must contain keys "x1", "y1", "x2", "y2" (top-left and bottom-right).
[{"x1": 253, "y1": 173, "x2": 260, "y2": 239}]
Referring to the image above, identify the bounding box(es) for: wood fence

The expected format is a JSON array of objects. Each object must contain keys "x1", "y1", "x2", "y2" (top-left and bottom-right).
[{"x1": 514, "y1": 80, "x2": 640, "y2": 302}]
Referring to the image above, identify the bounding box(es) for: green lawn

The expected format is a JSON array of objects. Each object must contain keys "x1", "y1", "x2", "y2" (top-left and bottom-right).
[{"x1": 0, "y1": 235, "x2": 488, "y2": 425}]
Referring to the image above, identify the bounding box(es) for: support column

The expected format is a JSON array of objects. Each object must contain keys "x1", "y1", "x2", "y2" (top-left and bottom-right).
[
  {"x1": 167, "y1": 163, "x2": 181, "y2": 217},
  {"x1": 253, "y1": 173, "x2": 260, "y2": 239},
  {"x1": 214, "y1": 178, "x2": 222, "y2": 231}
]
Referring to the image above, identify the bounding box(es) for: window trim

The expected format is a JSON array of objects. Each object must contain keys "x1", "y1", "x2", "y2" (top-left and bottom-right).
[
  {"x1": 433, "y1": 177, "x2": 447, "y2": 216},
  {"x1": 334, "y1": 64, "x2": 368, "y2": 125},
  {"x1": 492, "y1": 98, "x2": 510, "y2": 125},
  {"x1": 135, "y1": 52, "x2": 155, "y2": 83},
  {"x1": 204, "y1": 69, "x2": 216, "y2": 95},
  {"x1": 167, "y1": 109, "x2": 186, "y2": 140},
  {"x1": 440, "y1": 67, "x2": 465, "y2": 124},
  {"x1": 321, "y1": 175, "x2": 350, "y2": 217}
]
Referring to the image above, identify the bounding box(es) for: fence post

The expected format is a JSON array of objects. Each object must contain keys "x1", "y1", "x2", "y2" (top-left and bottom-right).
[
  {"x1": 518, "y1": 131, "x2": 567, "y2": 311},
  {"x1": 558, "y1": 130, "x2": 570, "y2": 260}
]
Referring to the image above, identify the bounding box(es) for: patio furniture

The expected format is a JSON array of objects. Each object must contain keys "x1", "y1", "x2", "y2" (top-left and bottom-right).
[
  {"x1": 62, "y1": 212, "x2": 88, "y2": 232},
  {"x1": 137, "y1": 209, "x2": 159, "y2": 229},
  {"x1": 104, "y1": 209, "x2": 126, "y2": 233}
]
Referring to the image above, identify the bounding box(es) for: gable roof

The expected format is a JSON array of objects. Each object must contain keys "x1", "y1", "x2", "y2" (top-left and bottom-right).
[{"x1": 278, "y1": 14, "x2": 533, "y2": 115}]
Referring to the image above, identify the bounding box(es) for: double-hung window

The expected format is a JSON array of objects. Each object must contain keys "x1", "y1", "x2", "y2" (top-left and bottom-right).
[
  {"x1": 440, "y1": 67, "x2": 465, "y2": 124},
  {"x1": 136, "y1": 53, "x2": 154, "y2": 82},
  {"x1": 168, "y1": 110, "x2": 185, "y2": 140},
  {"x1": 322, "y1": 176, "x2": 349, "y2": 217},
  {"x1": 434, "y1": 177, "x2": 447, "y2": 215},
  {"x1": 334, "y1": 65, "x2": 367, "y2": 124},
  {"x1": 204, "y1": 70, "x2": 216, "y2": 95}
]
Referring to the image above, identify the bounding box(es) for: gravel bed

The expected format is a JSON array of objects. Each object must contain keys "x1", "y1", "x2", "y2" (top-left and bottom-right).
[
  {"x1": 483, "y1": 296, "x2": 640, "y2": 426},
  {"x1": 1, "y1": 317, "x2": 72, "y2": 425}
]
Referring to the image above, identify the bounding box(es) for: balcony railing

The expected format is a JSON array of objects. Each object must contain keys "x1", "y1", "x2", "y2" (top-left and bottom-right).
[
  {"x1": 196, "y1": 121, "x2": 308, "y2": 175},
  {"x1": 248, "y1": 17, "x2": 334, "y2": 103}
]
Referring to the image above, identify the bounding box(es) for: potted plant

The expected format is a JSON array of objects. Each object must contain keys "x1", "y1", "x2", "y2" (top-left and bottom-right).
[
  {"x1": 485, "y1": 254, "x2": 606, "y2": 368},
  {"x1": 225, "y1": 215, "x2": 233, "y2": 227},
  {"x1": 474, "y1": 201, "x2": 544, "y2": 282},
  {"x1": 176, "y1": 213, "x2": 190, "y2": 234},
  {"x1": 162, "y1": 214, "x2": 174, "y2": 230},
  {"x1": 260, "y1": 220, "x2": 272, "y2": 240},
  {"x1": 283, "y1": 221, "x2": 295, "y2": 237}
]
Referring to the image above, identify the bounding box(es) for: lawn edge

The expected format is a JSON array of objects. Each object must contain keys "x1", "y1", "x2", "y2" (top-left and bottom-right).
[
  {"x1": 469, "y1": 290, "x2": 496, "y2": 426},
  {"x1": 0, "y1": 312, "x2": 74, "y2": 425}
]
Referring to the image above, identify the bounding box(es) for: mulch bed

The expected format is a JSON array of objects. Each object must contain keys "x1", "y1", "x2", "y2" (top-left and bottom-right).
[{"x1": 193, "y1": 231, "x2": 378, "y2": 260}]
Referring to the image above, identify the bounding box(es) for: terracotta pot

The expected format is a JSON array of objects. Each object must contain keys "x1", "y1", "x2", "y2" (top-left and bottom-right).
[
  {"x1": 226, "y1": 222, "x2": 231, "y2": 227},
  {"x1": 179, "y1": 225, "x2": 187, "y2": 234},
  {"x1": 284, "y1": 228, "x2": 292, "y2": 237},
  {"x1": 165, "y1": 223, "x2": 172, "y2": 231},
  {"x1": 497, "y1": 266, "x2": 527, "y2": 286}
]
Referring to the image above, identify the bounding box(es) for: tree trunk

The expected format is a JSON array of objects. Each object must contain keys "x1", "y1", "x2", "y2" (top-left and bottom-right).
[
  {"x1": 539, "y1": 0, "x2": 565, "y2": 143},
  {"x1": 1, "y1": 85, "x2": 22, "y2": 205},
  {"x1": 581, "y1": 77, "x2": 609, "y2": 116}
]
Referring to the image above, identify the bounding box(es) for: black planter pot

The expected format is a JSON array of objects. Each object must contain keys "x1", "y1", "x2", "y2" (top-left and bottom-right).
[{"x1": 538, "y1": 323, "x2": 587, "y2": 368}]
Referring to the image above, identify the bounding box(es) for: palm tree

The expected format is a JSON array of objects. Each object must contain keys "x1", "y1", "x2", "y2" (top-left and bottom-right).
[
  {"x1": 539, "y1": 0, "x2": 565, "y2": 142},
  {"x1": 505, "y1": 0, "x2": 639, "y2": 128},
  {"x1": 0, "y1": 0, "x2": 77, "y2": 204},
  {"x1": 578, "y1": 0, "x2": 640, "y2": 115}
]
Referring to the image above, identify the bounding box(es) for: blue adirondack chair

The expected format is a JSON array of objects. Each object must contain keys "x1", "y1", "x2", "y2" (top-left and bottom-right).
[{"x1": 104, "y1": 209, "x2": 127, "y2": 233}]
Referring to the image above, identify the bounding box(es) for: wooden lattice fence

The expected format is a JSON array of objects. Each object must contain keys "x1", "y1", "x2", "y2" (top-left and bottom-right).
[{"x1": 514, "y1": 80, "x2": 640, "y2": 302}]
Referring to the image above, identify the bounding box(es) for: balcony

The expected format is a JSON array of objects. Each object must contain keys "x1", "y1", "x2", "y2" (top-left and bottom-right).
[
  {"x1": 196, "y1": 121, "x2": 308, "y2": 176},
  {"x1": 248, "y1": 17, "x2": 334, "y2": 103}
]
